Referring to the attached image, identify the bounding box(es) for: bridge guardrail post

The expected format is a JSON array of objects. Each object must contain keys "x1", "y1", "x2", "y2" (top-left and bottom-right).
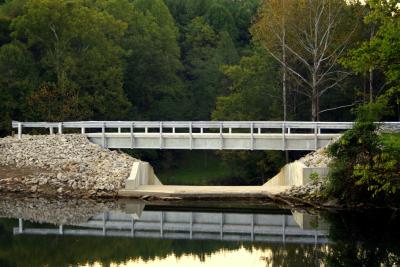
[
  {"x1": 102, "y1": 122, "x2": 106, "y2": 148},
  {"x1": 314, "y1": 123, "x2": 318, "y2": 150},
  {"x1": 219, "y1": 123, "x2": 223, "y2": 150},
  {"x1": 251, "y1": 122, "x2": 254, "y2": 150},
  {"x1": 159, "y1": 122, "x2": 163, "y2": 149},
  {"x1": 189, "y1": 122, "x2": 192, "y2": 150},
  {"x1": 58, "y1": 123, "x2": 62, "y2": 134},
  {"x1": 130, "y1": 122, "x2": 134, "y2": 149},
  {"x1": 17, "y1": 122, "x2": 22, "y2": 139}
]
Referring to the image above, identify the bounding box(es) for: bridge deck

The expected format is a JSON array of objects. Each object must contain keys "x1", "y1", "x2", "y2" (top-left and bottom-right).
[{"x1": 12, "y1": 120, "x2": 400, "y2": 151}]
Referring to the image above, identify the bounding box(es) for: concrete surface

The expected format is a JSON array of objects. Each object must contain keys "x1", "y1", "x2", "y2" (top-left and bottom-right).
[
  {"x1": 119, "y1": 185, "x2": 290, "y2": 198},
  {"x1": 264, "y1": 161, "x2": 329, "y2": 187},
  {"x1": 125, "y1": 161, "x2": 162, "y2": 190}
]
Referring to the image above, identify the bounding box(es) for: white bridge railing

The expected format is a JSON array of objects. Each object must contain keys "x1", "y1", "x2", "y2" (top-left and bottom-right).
[{"x1": 11, "y1": 121, "x2": 400, "y2": 151}]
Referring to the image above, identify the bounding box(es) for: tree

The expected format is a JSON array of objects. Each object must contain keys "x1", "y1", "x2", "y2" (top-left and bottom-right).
[
  {"x1": 9, "y1": 0, "x2": 131, "y2": 120},
  {"x1": 252, "y1": 0, "x2": 359, "y2": 121},
  {"x1": 121, "y1": 0, "x2": 187, "y2": 120},
  {"x1": 205, "y1": 4, "x2": 237, "y2": 40},
  {"x1": 0, "y1": 42, "x2": 37, "y2": 135},
  {"x1": 342, "y1": 0, "x2": 400, "y2": 118},
  {"x1": 212, "y1": 49, "x2": 280, "y2": 120},
  {"x1": 183, "y1": 17, "x2": 239, "y2": 119}
]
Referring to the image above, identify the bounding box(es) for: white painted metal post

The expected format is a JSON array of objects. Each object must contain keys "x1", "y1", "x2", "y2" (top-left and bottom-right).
[
  {"x1": 229, "y1": 128, "x2": 232, "y2": 134},
  {"x1": 81, "y1": 127, "x2": 85, "y2": 134},
  {"x1": 17, "y1": 123, "x2": 22, "y2": 139},
  {"x1": 258, "y1": 128, "x2": 261, "y2": 134},
  {"x1": 59, "y1": 225, "x2": 63, "y2": 234},
  {"x1": 58, "y1": 123, "x2": 62, "y2": 134},
  {"x1": 102, "y1": 122, "x2": 106, "y2": 148},
  {"x1": 251, "y1": 122, "x2": 254, "y2": 150},
  {"x1": 130, "y1": 123, "x2": 134, "y2": 149},
  {"x1": 314, "y1": 123, "x2": 318, "y2": 150},
  {"x1": 49, "y1": 127, "x2": 53, "y2": 134},
  {"x1": 118, "y1": 127, "x2": 121, "y2": 133},
  {"x1": 189, "y1": 122, "x2": 193, "y2": 149},
  {"x1": 159, "y1": 122, "x2": 163, "y2": 149},
  {"x1": 219, "y1": 123, "x2": 223, "y2": 150},
  {"x1": 172, "y1": 127, "x2": 175, "y2": 133}
]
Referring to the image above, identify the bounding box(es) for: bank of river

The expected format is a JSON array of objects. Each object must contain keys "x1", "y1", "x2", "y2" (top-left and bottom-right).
[
  {"x1": 0, "y1": 134, "x2": 136, "y2": 197},
  {"x1": 0, "y1": 134, "x2": 333, "y2": 208}
]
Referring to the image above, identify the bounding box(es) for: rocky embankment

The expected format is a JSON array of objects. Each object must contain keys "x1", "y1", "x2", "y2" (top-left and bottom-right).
[
  {"x1": 298, "y1": 146, "x2": 332, "y2": 168},
  {"x1": 0, "y1": 134, "x2": 137, "y2": 197},
  {"x1": 279, "y1": 146, "x2": 332, "y2": 207}
]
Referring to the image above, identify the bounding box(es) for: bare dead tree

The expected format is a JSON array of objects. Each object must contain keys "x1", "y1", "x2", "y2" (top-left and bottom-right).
[{"x1": 253, "y1": 0, "x2": 358, "y2": 121}]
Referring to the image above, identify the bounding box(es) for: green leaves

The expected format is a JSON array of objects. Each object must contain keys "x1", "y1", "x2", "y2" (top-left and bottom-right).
[{"x1": 327, "y1": 103, "x2": 400, "y2": 204}]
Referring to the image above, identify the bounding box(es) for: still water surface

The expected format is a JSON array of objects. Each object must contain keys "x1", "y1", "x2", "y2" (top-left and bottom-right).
[{"x1": 0, "y1": 197, "x2": 398, "y2": 267}]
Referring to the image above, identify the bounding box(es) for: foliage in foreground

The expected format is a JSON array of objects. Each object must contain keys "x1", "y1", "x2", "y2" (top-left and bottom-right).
[{"x1": 326, "y1": 101, "x2": 400, "y2": 204}]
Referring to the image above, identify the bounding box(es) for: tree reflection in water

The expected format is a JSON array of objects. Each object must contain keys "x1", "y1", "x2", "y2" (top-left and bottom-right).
[
  {"x1": 323, "y1": 210, "x2": 400, "y2": 267},
  {"x1": 0, "y1": 200, "x2": 399, "y2": 266}
]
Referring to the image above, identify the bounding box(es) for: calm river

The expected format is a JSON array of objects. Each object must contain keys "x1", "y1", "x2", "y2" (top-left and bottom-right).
[{"x1": 0, "y1": 197, "x2": 398, "y2": 266}]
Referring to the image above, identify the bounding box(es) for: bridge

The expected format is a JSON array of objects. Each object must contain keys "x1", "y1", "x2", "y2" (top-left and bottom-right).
[
  {"x1": 12, "y1": 121, "x2": 400, "y2": 151},
  {"x1": 13, "y1": 209, "x2": 328, "y2": 244}
]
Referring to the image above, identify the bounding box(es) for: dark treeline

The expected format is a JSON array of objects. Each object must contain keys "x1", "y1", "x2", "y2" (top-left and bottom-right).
[{"x1": 0, "y1": 0, "x2": 398, "y2": 182}]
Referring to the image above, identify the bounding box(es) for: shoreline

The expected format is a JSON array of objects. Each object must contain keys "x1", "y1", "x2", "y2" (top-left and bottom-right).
[{"x1": 0, "y1": 134, "x2": 384, "y2": 210}]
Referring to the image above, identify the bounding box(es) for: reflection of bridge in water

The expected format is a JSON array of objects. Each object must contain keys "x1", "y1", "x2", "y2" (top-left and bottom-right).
[{"x1": 14, "y1": 206, "x2": 329, "y2": 244}]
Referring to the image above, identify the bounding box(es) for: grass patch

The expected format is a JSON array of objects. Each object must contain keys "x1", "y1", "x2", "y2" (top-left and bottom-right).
[
  {"x1": 381, "y1": 133, "x2": 400, "y2": 150},
  {"x1": 157, "y1": 151, "x2": 231, "y2": 185}
]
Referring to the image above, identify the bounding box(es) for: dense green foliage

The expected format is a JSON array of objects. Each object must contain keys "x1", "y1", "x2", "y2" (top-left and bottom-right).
[{"x1": 326, "y1": 102, "x2": 400, "y2": 204}]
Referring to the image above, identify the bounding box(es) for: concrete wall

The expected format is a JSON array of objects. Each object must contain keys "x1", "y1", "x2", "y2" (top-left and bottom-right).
[
  {"x1": 125, "y1": 161, "x2": 162, "y2": 190},
  {"x1": 264, "y1": 161, "x2": 328, "y2": 187}
]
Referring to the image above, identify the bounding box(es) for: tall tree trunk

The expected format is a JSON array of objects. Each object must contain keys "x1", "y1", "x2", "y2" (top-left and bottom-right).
[
  {"x1": 282, "y1": 0, "x2": 287, "y2": 122},
  {"x1": 281, "y1": 0, "x2": 289, "y2": 163},
  {"x1": 369, "y1": 67, "x2": 373, "y2": 103},
  {"x1": 312, "y1": 93, "x2": 318, "y2": 122},
  {"x1": 363, "y1": 71, "x2": 367, "y2": 103},
  {"x1": 316, "y1": 89, "x2": 320, "y2": 121},
  {"x1": 311, "y1": 71, "x2": 318, "y2": 121}
]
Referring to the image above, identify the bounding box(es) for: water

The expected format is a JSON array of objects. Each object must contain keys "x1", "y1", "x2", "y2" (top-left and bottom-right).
[{"x1": 0, "y1": 197, "x2": 399, "y2": 267}]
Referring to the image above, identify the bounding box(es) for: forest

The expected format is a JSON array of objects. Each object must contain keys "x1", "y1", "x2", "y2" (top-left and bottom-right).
[{"x1": 0, "y1": 0, "x2": 399, "y2": 182}]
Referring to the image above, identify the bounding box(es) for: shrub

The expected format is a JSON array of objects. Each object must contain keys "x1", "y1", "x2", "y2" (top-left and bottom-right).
[{"x1": 326, "y1": 101, "x2": 400, "y2": 204}]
